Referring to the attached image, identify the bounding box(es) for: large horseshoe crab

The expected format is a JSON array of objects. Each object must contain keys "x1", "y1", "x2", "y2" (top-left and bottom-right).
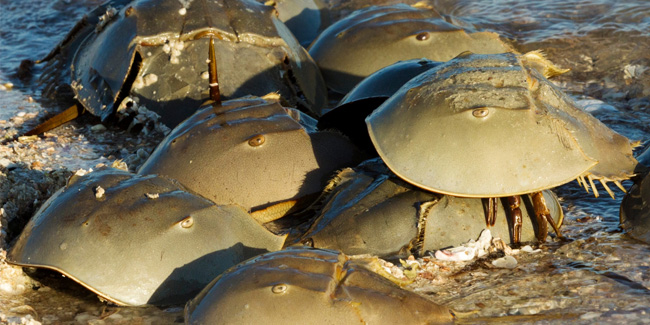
[
  {"x1": 185, "y1": 246, "x2": 454, "y2": 324},
  {"x1": 30, "y1": 0, "x2": 326, "y2": 136},
  {"x1": 297, "y1": 159, "x2": 563, "y2": 257},
  {"x1": 138, "y1": 95, "x2": 365, "y2": 223},
  {"x1": 366, "y1": 52, "x2": 638, "y2": 243},
  {"x1": 6, "y1": 168, "x2": 285, "y2": 306},
  {"x1": 308, "y1": 4, "x2": 512, "y2": 94}
]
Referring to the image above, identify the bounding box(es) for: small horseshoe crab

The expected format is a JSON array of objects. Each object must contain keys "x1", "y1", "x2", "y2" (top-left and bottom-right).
[
  {"x1": 185, "y1": 246, "x2": 454, "y2": 324},
  {"x1": 308, "y1": 4, "x2": 512, "y2": 93},
  {"x1": 138, "y1": 95, "x2": 366, "y2": 223},
  {"x1": 620, "y1": 147, "x2": 650, "y2": 244},
  {"x1": 32, "y1": 0, "x2": 326, "y2": 134},
  {"x1": 7, "y1": 168, "x2": 285, "y2": 306},
  {"x1": 366, "y1": 51, "x2": 638, "y2": 244},
  {"x1": 620, "y1": 171, "x2": 650, "y2": 244},
  {"x1": 297, "y1": 158, "x2": 563, "y2": 257},
  {"x1": 318, "y1": 58, "x2": 443, "y2": 153}
]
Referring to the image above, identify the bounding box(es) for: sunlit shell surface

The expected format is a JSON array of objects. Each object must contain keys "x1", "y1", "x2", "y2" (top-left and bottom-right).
[
  {"x1": 300, "y1": 159, "x2": 563, "y2": 257},
  {"x1": 367, "y1": 52, "x2": 637, "y2": 198},
  {"x1": 138, "y1": 97, "x2": 364, "y2": 216},
  {"x1": 185, "y1": 247, "x2": 454, "y2": 324},
  {"x1": 42, "y1": 0, "x2": 326, "y2": 126},
  {"x1": 7, "y1": 168, "x2": 285, "y2": 306},
  {"x1": 308, "y1": 4, "x2": 511, "y2": 93}
]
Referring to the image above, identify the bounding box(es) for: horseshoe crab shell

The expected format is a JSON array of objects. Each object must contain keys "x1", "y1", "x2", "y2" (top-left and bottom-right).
[
  {"x1": 42, "y1": 0, "x2": 326, "y2": 126},
  {"x1": 620, "y1": 171, "x2": 650, "y2": 244},
  {"x1": 7, "y1": 168, "x2": 285, "y2": 306},
  {"x1": 185, "y1": 246, "x2": 454, "y2": 324},
  {"x1": 308, "y1": 4, "x2": 511, "y2": 93},
  {"x1": 366, "y1": 52, "x2": 637, "y2": 198},
  {"x1": 265, "y1": 0, "x2": 330, "y2": 47},
  {"x1": 298, "y1": 159, "x2": 563, "y2": 257},
  {"x1": 138, "y1": 96, "x2": 365, "y2": 219},
  {"x1": 318, "y1": 59, "x2": 442, "y2": 154}
]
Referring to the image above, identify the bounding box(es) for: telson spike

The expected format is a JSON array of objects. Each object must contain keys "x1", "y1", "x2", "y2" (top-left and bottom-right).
[
  {"x1": 2, "y1": 103, "x2": 85, "y2": 144},
  {"x1": 208, "y1": 37, "x2": 221, "y2": 105}
]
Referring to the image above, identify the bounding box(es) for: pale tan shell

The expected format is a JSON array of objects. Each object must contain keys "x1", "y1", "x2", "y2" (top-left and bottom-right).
[{"x1": 367, "y1": 52, "x2": 637, "y2": 197}]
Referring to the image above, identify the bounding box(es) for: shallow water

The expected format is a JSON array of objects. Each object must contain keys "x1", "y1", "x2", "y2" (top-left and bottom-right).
[{"x1": 1, "y1": 0, "x2": 650, "y2": 323}]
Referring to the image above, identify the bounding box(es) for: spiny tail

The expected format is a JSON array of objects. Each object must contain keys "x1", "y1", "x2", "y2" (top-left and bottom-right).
[
  {"x1": 2, "y1": 104, "x2": 85, "y2": 144},
  {"x1": 208, "y1": 37, "x2": 221, "y2": 105}
]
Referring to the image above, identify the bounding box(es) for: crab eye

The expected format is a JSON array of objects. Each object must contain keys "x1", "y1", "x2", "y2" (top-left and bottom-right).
[
  {"x1": 180, "y1": 216, "x2": 194, "y2": 228},
  {"x1": 248, "y1": 134, "x2": 266, "y2": 147},
  {"x1": 415, "y1": 32, "x2": 429, "y2": 41},
  {"x1": 272, "y1": 284, "x2": 288, "y2": 294},
  {"x1": 301, "y1": 238, "x2": 314, "y2": 247},
  {"x1": 472, "y1": 108, "x2": 489, "y2": 118}
]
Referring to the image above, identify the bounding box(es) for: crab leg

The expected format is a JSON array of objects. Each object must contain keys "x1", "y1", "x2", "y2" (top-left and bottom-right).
[
  {"x1": 482, "y1": 197, "x2": 498, "y2": 227},
  {"x1": 507, "y1": 196, "x2": 523, "y2": 244},
  {"x1": 530, "y1": 191, "x2": 563, "y2": 242}
]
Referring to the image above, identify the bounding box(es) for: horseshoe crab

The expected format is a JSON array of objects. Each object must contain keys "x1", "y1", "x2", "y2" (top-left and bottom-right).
[
  {"x1": 366, "y1": 51, "x2": 638, "y2": 243},
  {"x1": 620, "y1": 172, "x2": 650, "y2": 244},
  {"x1": 185, "y1": 246, "x2": 454, "y2": 324},
  {"x1": 33, "y1": 0, "x2": 326, "y2": 134},
  {"x1": 620, "y1": 147, "x2": 650, "y2": 244},
  {"x1": 318, "y1": 58, "x2": 442, "y2": 153},
  {"x1": 138, "y1": 96, "x2": 365, "y2": 223},
  {"x1": 308, "y1": 4, "x2": 512, "y2": 93},
  {"x1": 7, "y1": 168, "x2": 285, "y2": 306},
  {"x1": 263, "y1": 0, "x2": 330, "y2": 47},
  {"x1": 297, "y1": 159, "x2": 563, "y2": 257}
]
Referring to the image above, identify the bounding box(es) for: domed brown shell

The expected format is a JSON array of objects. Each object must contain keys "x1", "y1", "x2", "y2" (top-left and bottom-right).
[
  {"x1": 185, "y1": 247, "x2": 454, "y2": 324},
  {"x1": 43, "y1": 0, "x2": 326, "y2": 126},
  {"x1": 138, "y1": 97, "x2": 365, "y2": 217},
  {"x1": 7, "y1": 168, "x2": 285, "y2": 306},
  {"x1": 308, "y1": 4, "x2": 511, "y2": 93}
]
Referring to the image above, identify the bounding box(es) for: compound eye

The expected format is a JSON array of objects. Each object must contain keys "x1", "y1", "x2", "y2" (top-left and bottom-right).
[
  {"x1": 248, "y1": 134, "x2": 266, "y2": 147},
  {"x1": 271, "y1": 284, "x2": 288, "y2": 294},
  {"x1": 180, "y1": 216, "x2": 194, "y2": 228},
  {"x1": 472, "y1": 108, "x2": 489, "y2": 118},
  {"x1": 415, "y1": 32, "x2": 430, "y2": 41}
]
